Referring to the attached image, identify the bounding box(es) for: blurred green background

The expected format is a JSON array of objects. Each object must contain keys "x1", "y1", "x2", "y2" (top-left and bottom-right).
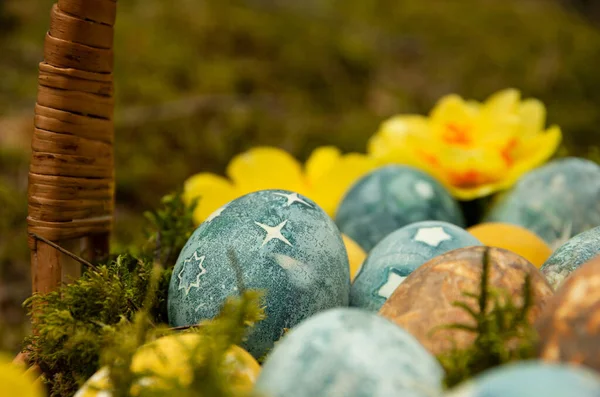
[{"x1": 1, "y1": 0, "x2": 600, "y2": 350}]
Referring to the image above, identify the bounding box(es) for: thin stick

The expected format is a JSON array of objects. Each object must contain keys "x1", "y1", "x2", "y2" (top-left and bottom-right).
[
  {"x1": 170, "y1": 324, "x2": 202, "y2": 332},
  {"x1": 31, "y1": 233, "x2": 97, "y2": 270}
]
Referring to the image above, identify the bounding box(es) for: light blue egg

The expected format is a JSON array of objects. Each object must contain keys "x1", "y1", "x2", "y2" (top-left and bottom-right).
[
  {"x1": 445, "y1": 361, "x2": 600, "y2": 397},
  {"x1": 350, "y1": 221, "x2": 482, "y2": 311},
  {"x1": 255, "y1": 307, "x2": 444, "y2": 397},
  {"x1": 335, "y1": 165, "x2": 465, "y2": 252},
  {"x1": 540, "y1": 226, "x2": 600, "y2": 290},
  {"x1": 485, "y1": 157, "x2": 600, "y2": 249},
  {"x1": 167, "y1": 189, "x2": 350, "y2": 359}
]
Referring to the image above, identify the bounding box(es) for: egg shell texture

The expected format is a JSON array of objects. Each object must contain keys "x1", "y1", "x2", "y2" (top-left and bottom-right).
[
  {"x1": 255, "y1": 307, "x2": 444, "y2": 397},
  {"x1": 335, "y1": 165, "x2": 465, "y2": 252},
  {"x1": 445, "y1": 361, "x2": 600, "y2": 397},
  {"x1": 540, "y1": 226, "x2": 600, "y2": 290},
  {"x1": 536, "y1": 255, "x2": 600, "y2": 372},
  {"x1": 168, "y1": 189, "x2": 350, "y2": 359},
  {"x1": 379, "y1": 246, "x2": 554, "y2": 356},
  {"x1": 351, "y1": 220, "x2": 482, "y2": 311},
  {"x1": 485, "y1": 157, "x2": 600, "y2": 249}
]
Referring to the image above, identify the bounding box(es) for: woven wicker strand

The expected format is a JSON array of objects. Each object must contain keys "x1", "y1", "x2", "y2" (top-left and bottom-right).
[{"x1": 28, "y1": 0, "x2": 116, "y2": 295}]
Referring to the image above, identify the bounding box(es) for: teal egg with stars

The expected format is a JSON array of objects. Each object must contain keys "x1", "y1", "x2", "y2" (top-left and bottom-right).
[
  {"x1": 167, "y1": 189, "x2": 350, "y2": 359},
  {"x1": 445, "y1": 361, "x2": 600, "y2": 397},
  {"x1": 351, "y1": 220, "x2": 482, "y2": 311},
  {"x1": 540, "y1": 226, "x2": 600, "y2": 290},
  {"x1": 335, "y1": 165, "x2": 465, "y2": 252},
  {"x1": 485, "y1": 157, "x2": 600, "y2": 250},
  {"x1": 255, "y1": 307, "x2": 444, "y2": 397}
]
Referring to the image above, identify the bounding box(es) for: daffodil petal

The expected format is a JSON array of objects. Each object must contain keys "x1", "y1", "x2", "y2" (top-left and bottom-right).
[
  {"x1": 519, "y1": 98, "x2": 547, "y2": 137},
  {"x1": 183, "y1": 172, "x2": 238, "y2": 225},
  {"x1": 226, "y1": 146, "x2": 307, "y2": 195},
  {"x1": 430, "y1": 94, "x2": 477, "y2": 127},
  {"x1": 367, "y1": 115, "x2": 428, "y2": 158},
  {"x1": 310, "y1": 153, "x2": 378, "y2": 217},
  {"x1": 509, "y1": 125, "x2": 563, "y2": 179},
  {"x1": 482, "y1": 88, "x2": 521, "y2": 116},
  {"x1": 305, "y1": 146, "x2": 341, "y2": 186},
  {"x1": 0, "y1": 354, "x2": 44, "y2": 397}
]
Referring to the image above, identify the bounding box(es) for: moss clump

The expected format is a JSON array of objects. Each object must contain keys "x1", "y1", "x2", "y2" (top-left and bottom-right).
[
  {"x1": 23, "y1": 254, "x2": 154, "y2": 396},
  {"x1": 22, "y1": 192, "x2": 197, "y2": 397},
  {"x1": 435, "y1": 248, "x2": 538, "y2": 388}
]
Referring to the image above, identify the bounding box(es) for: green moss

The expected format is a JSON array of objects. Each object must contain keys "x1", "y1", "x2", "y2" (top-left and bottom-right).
[
  {"x1": 434, "y1": 248, "x2": 538, "y2": 388},
  {"x1": 22, "y1": 193, "x2": 197, "y2": 396}
]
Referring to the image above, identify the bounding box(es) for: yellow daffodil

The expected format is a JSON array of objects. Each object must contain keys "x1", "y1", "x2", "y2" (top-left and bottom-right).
[
  {"x1": 367, "y1": 88, "x2": 562, "y2": 200},
  {"x1": 0, "y1": 354, "x2": 44, "y2": 397},
  {"x1": 183, "y1": 146, "x2": 378, "y2": 224}
]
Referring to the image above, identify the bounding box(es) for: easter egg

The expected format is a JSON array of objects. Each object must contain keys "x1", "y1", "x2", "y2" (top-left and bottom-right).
[
  {"x1": 342, "y1": 234, "x2": 366, "y2": 281},
  {"x1": 467, "y1": 222, "x2": 552, "y2": 268},
  {"x1": 540, "y1": 226, "x2": 600, "y2": 290},
  {"x1": 351, "y1": 221, "x2": 482, "y2": 311},
  {"x1": 74, "y1": 333, "x2": 261, "y2": 396},
  {"x1": 255, "y1": 307, "x2": 444, "y2": 397},
  {"x1": 379, "y1": 246, "x2": 553, "y2": 356},
  {"x1": 485, "y1": 157, "x2": 600, "y2": 249},
  {"x1": 168, "y1": 189, "x2": 350, "y2": 359},
  {"x1": 445, "y1": 361, "x2": 600, "y2": 397},
  {"x1": 536, "y1": 255, "x2": 600, "y2": 372},
  {"x1": 335, "y1": 165, "x2": 465, "y2": 252}
]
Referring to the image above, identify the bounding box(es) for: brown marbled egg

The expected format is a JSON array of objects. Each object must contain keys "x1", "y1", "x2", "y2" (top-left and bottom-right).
[
  {"x1": 378, "y1": 246, "x2": 554, "y2": 356},
  {"x1": 536, "y1": 254, "x2": 600, "y2": 371}
]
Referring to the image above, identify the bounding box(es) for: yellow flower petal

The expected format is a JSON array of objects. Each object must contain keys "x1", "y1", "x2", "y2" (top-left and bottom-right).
[
  {"x1": 341, "y1": 234, "x2": 366, "y2": 281},
  {"x1": 519, "y1": 98, "x2": 546, "y2": 137},
  {"x1": 367, "y1": 115, "x2": 429, "y2": 159},
  {"x1": 183, "y1": 173, "x2": 238, "y2": 225},
  {"x1": 310, "y1": 153, "x2": 378, "y2": 217},
  {"x1": 482, "y1": 88, "x2": 521, "y2": 116},
  {"x1": 305, "y1": 146, "x2": 341, "y2": 186},
  {"x1": 0, "y1": 354, "x2": 43, "y2": 397},
  {"x1": 226, "y1": 146, "x2": 307, "y2": 196},
  {"x1": 508, "y1": 125, "x2": 562, "y2": 180},
  {"x1": 430, "y1": 94, "x2": 477, "y2": 128}
]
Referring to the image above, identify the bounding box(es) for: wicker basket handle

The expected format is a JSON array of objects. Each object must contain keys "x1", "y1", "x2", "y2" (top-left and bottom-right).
[{"x1": 28, "y1": 0, "x2": 116, "y2": 295}]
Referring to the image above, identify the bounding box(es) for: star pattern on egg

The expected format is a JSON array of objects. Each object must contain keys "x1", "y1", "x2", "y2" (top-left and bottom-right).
[
  {"x1": 255, "y1": 219, "x2": 293, "y2": 247},
  {"x1": 273, "y1": 192, "x2": 313, "y2": 208},
  {"x1": 413, "y1": 226, "x2": 452, "y2": 247},
  {"x1": 377, "y1": 270, "x2": 407, "y2": 299},
  {"x1": 178, "y1": 251, "x2": 207, "y2": 295}
]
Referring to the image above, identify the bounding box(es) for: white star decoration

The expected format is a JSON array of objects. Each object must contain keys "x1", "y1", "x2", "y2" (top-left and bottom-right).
[
  {"x1": 178, "y1": 251, "x2": 207, "y2": 295},
  {"x1": 414, "y1": 181, "x2": 434, "y2": 199},
  {"x1": 205, "y1": 205, "x2": 227, "y2": 223},
  {"x1": 378, "y1": 271, "x2": 407, "y2": 299},
  {"x1": 413, "y1": 226, "x2": 452, "y2": 247},
  {"x1": 273, "y1": 192, "x2": 313, "y2": 208},
  {"x1": 255, "y1": 220, "x2": 293, "y2": 247}
]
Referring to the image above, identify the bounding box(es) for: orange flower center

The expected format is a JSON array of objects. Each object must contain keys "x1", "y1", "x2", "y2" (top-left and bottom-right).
[
  {"x1": 442, "y1": 123, "x2": 472, "y2": 145},
  {"x1": 448, "y1": 170, "x2": 488, "y2": 188}
]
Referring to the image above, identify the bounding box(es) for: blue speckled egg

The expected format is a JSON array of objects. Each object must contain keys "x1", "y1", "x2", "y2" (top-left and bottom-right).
[
  {"x1": 255, "y1": 307, "x2": 444, "y2": 397},
  {"x1": 168, "y1": 189, "x2": 350, "y2": 359},
  {"x1": 445, "y1": 361, "x2": 600, "y2": 397},
  {"x1": 541, "y1": 226, "x2": 600, "y2": 290},
  {"x1": 351, "y1": 221, "x2": 482, "y2": 311},
  {"x1": 485, "y1": 157, "x2": 600, "y2": 249},
  {"x1": 335, "y1": 165, "x2": 465, "y2": 252}
]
